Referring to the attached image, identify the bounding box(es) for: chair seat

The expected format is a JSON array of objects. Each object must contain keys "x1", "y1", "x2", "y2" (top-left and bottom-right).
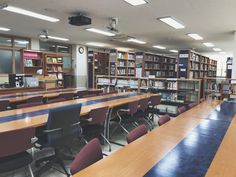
[{"x1": 0, "y1": 152, "x2": 32, "y2": 173}]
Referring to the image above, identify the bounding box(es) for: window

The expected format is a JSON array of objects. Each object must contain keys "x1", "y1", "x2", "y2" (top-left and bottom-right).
[
  {"x1": 15, "y1": 51, "x2": 21, "y2": 74},
  {"x1": 39, "y1": 41, "x2": 71, "y2": 53},
  {"x1": 0, "y1": 50, "x2": 12, "y2": 73},
  {"x1": 0, "y1": 36, "x2": 12, "y2": 46},
  {"x1": 14, "y1": 38, "x2": 30, "y2": 48}
]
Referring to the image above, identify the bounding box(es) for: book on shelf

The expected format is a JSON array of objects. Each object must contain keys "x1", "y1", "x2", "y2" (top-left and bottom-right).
[
  {"x1": 52, "y1": 58, "x2": 58, "y2": 63},
  {"x1": 47, "y1": 57, "x2": 53, "y2": 63},
  {"x1": 24, "y1": 59, "x2": 33, "y2": 67},
  {"x1": 57, "y1": 66, "x2": 63, "y2": 72},
  {"x1": 57, "y1": 73, "x2": 63, "y2": 80},
  {"x1": 57, "y1": 57, "x2": 63, "y2": 63}
]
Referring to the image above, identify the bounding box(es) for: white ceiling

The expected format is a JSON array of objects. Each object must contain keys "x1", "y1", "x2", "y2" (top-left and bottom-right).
[{"x1": 0, "y1": 0, "x2": 236, "y2": 56}]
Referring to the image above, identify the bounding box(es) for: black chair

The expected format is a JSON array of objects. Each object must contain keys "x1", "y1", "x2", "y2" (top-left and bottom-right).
[
  {"x1": 35, "y1": 103, "x2": 82, "y2": 177},
  {"x1": 0, "y1": 127, "x2": 35, "y2": 177}
]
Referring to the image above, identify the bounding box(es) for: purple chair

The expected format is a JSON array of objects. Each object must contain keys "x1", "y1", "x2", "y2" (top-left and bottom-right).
[
  {"x1": 0, "y1": 100, "x2": 9, "y2": 111},
  {"x1": 46, "y1": 98, "x2": 66, "y2": 104},
  {"x1": 188, "y1": 103, "x2": 198, "y2": 109},
  {"x1": 81, "y1": 94, "x2": 97, "y2": 98},
  {"x1": 0, "y1": 127, "x2": 35, "y2": 176},
  {"x1": 82, "y1": 107, "x2": 111, "y2": 151},
  {"x1": 126, "y1": 124, "x2": 148, "y2": 144},
  {"x1": 70, "y1": 138, "x2": 103, "y2": 175},
  {"x1": 158, "y1": 114, "x2": 171, "y2": 126},
  {"x1": 148, "y1": 95, "x2": 161, "y2": 120},
  {"x1": 178, "y1": 106, "x2": 186, "y2": 114},
  {"x1": 59, "y1": 92, "x2": 75, "y2": 100},
  {"x1": 27, "y1": 96, "x2": 43, "y2": 103},
  {"x1": 76, "y1": 90, "x2": 88, "y2": 98},
  {"x1": 17, "y1": 102, "x2": 44, "y2": 109},
  {"x1": 117, "y1": 101, "x2": 139, "y2": 133},
  {"x1": 88, "y1": 90, "x2": 103, "y2": 96}
]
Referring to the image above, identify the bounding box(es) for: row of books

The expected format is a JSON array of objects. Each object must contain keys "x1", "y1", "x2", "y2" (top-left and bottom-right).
[
  {"x1": 47, "y1": 57, "x2": 63, "y2": 63},
  {"x1": 24, "y1": 59, "x2": 42, "y2": 67},
  {"x1": 48, "y1": 73, "x2": 63, "y2": 80},
  {"x1": 47, "y1": 66, "x2": 63, "y2": 72}
]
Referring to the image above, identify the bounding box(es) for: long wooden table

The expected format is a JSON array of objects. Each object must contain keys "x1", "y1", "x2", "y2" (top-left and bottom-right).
[
  {"x1": 0, "y1": 87, "x2": 101, "y2": 103},
  {"x1": 73, "y1": 100, "x2": 236, "y2": 177},
  {"x1": 0, "y1": 92, "x2": 154, "y2": 133}
]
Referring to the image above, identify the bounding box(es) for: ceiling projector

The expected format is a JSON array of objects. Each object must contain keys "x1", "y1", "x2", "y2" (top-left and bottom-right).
[{"x1": 68, "y1": 14, "x2": 92, "y2": 26}]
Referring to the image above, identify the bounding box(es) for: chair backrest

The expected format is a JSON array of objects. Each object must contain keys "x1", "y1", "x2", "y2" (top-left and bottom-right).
[
  {"x1": 27, "y1": 96, "x2": 43, "y2": 103},
  {"x1": 0, "y1": 127, "x2": 35, "y2": 158},
  {"x1": 70, "y1": 138, "x2": 103, "y2": 175},
  {"x1": 88, "y1": 90, "x2": 103, "y2": 96},
  {"x1": 138, "y1": 97, "x2": 149, "y2": 112},
  {"x1": 59, "y1": 92, "x2": 75, "y2": 100},
  {"x1": 158, "y1": 114, "x2": 171, "y2": 126},
  {"x1": 77, "y1": 90, "x2": 88, "y2": 98},
  {"x1": 46, "y1": 103, "x2": 82, "y2": 146},
  {"x1": 0, "y1": 100, "x2": 9, "y2": 111},
  {"x1": 126, "y1": 125, "x2": 148, "y2": 144},
  {"x1": 17, "y1": 102, "x2": 44, "y2": 109},
  {"x1": 128, "y1": 101, "x2": 139, "y2": 116},
  {"x1": 149, "y1": 95, "x2": 161, "y2": 106},
  {"x1": 178, "y1": 106, "x2": 186, "y2": 114},
  {"x1": 88, "y1": 107, "x2": 109, "y2": 125},
  {"x1": 188, "y1": 103, "x2": 198, "y2": 109},
  {"x1": 47, "y1": 98, "x2": 66, "y2": 104}
]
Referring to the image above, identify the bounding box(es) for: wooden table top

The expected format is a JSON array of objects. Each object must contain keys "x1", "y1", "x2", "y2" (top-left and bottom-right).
[
  {"x1": 0, "y1": 92, "x2": 154, "y2": 133},
  {"x1": 73, "y1": 99, "x2": 236, "y2": 177},
  {"x1": 0, "y1": 87, "x2": 100, "y2": 103}
]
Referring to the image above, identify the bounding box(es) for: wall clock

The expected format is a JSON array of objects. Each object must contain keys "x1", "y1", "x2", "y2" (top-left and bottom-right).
[{"x1": 79, "y1": 47, "x2": 84, "y2": 54}]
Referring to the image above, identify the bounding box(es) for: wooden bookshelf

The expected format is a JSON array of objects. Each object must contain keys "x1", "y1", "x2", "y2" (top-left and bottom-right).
[
  {"x1": 20, "y1": 49, "x2": 44, "y2": 75},
  {"x1": 136, "y1": 52, "x2": 176, "y2": 78},
  {"x1": 44, "y1": 54, "x2": 64, "y2": 88},
  {"x1": 178, "y1": 50, "x2": 217, "y2": 79},
  {"x1": 88, "y1": 50, "x2": 109, "y2": 88}
]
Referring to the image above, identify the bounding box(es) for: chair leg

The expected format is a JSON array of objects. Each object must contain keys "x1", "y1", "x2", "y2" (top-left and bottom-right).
[
  {"x1": 28, "y1": 164, "x2": 34, "y2": 177},
  {"x1": 81, "y1": 135, "x2": 88, "y2": 144},
  {"x1": 35, "y1": 158, "x2": 55, "y2": 177},
  {"x1": 100, "y1": 134, "x2": 111, "y2": 152},
  {"x1": 57, "y1": 156, "x2": 70, "y2": 177},
  {"x1": 118, "y1": 123, "x2": 129, "y2": 134}
]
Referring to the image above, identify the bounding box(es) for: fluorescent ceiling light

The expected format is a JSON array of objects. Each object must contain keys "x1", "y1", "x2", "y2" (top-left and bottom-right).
[
  {"x1": 86, "y1": 42, "x2": 106, "y2": 47},
  {"x1": 153, "y1": 45, "x2": 166, "y2": 50},
  {"x1": 39, "y1": 35, "x2": 69, "y2": 41},
  {"x1": 116, "y1": 47, "x2": 132, "y2": 52},
  {"x1": 187, "y1": 33, "x2": 203, "y2": 40},
  {"x1": 170, "y1": 50, "x2": 178, "y2": 53},
  {"x1": 2, "y1": 6, "x2": 59, "y2": 22},
  {"x1": 159, "y1": 17, "x2": 185, "y2": 29},
  {"x1": 203, "y1": 42, "x2": 214, "y2": 47},
  {"x1": 124, "y1": 0, "x2": 147, "y2": 6},
  {"x1": 15, "y1": 40, "x2": 29, "y2": 44},
  {"x1": 127, "y1": 38, "x2": 146, "y2": 44},
  {"x1": 213, "y1": 48, "x2": 222, "y2": 52},
  {"x1": 219, "y1": 52, "x2": 226, "y2": 54},
  {"x1": 86, "y1": 28, "x2": 115, "y2": 37},
  {"x1": 0, "y1": 27, "x2": 10, "y2": 31}
]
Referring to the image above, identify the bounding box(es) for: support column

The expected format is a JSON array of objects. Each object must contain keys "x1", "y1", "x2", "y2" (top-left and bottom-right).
[{"x1": 232, "y1": 31, "x2": 236, "y2": 79}]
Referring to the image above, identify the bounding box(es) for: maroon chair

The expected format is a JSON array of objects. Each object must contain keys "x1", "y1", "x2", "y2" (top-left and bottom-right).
[
  {"x1": 46, "y1": 98, "x2": 66, "y2": 104},
  {"x1": 88, "y1": 90, "x2": 103, "y2": 96},
  {"x1": 82, "y1": 107, "x2": 111, "y2": 151},
  {"x1": 117, "y1": 101, "x2": 139, "y2": 133},
  {"x1": 17, "y1": 102, "x2": 44, "y2": 109},
  {"x1": 27, "y1": 96, "x2": 43, "y2": 103},
  {"x1": 158, "y1": 114, "x2": 171, "y2": 126},
  {"x1": 178, "y1": 106, "x2": 186, "y2": 114},
  {"x1": 148, "y1": 95, "x2": 161, "y2": 120},
  {"x1": 70, "y1": 138, "x2": 103, "y2": 175},
  {"x1": 58, "y1": 92, "x2": 75, "y2": 100},
  {"x1": 81, "y1": 94, "x2": 97, "y2": 98},
  {"x1": 0, "y1": 100, "x2": 9, "y2": 111},
  {"x1": 188, "y1": 103, "x2": 198, "y2": 109},
  {"x1": 126, "y1": 124, "x2": 148, "y2": 144},
  {"x1": 0, "y1": 127, "x2": 35, "y2": 176}
]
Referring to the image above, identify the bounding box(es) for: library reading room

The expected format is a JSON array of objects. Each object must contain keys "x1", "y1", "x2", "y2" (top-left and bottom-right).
[{"x1": 0, "y1": 0, "x2": 236, "y2": 177}]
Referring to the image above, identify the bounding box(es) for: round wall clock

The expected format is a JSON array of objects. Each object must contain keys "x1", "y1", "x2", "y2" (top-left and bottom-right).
[{"x1": 79, "y1": 47, "x2": 84, "y2": 54}]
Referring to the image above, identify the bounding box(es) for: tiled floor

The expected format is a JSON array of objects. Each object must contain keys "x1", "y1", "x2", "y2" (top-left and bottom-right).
[{"x1": 0, "y1": 116, "x2": 159, "y2": 177}]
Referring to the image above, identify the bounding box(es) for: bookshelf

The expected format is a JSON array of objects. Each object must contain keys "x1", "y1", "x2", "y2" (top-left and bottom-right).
[
  {"x1": 44, "y1": 54, "x2": 64, "y2": 88},
  {"x1": 96, "y1": 75, "x2": 201, "y2": 104},
  {"x1": 178, "y1": 50, "x2": 217, "y2": 79},
  {"x1": 135, "y1": 52, "x2": 176, "y2": 78},
  {"x1": 109, "y1": 50, "x2": 136, "y2": 77},
  {"x1": 21, "y1": 50, "x2": 44, "y2": 75},
  {"x1": 88, "y1": 50, "x2": 109, "y2": 88}
]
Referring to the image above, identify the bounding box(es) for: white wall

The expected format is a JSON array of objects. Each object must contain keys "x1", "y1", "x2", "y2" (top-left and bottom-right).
[
  {"x1": 31, "y1": 38, "x2": 40, "y2": 50},
  {"x1": 72, "y1": 45, "x2": 88, "y2": 87}
]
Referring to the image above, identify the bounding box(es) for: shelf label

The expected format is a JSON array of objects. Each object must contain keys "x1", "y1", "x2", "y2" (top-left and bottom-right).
[{"x1": 179, "y1": 54, "x2": 189, "y2": 58}]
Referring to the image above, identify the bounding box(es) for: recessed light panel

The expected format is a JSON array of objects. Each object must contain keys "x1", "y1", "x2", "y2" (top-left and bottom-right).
[
  {"x1": 153, "y1": 45, "x2": 166, "y2": 50},
  {"x1": 86, "y1": 28, "x2": 115, "y2": 37},
  {"x1": 127, "y1": 38, "x2": 146, "y2": 44},
  {"x1": 86, "y1": 42, "x2": 106, "y2": 47},
  {"x1": 203, "y1": 42, "x2": 214, "y2": 47},
  {"x1": 124, "y1": 0, "x2": 147, "y2": 6},
  {"x1": 2, "y1": 6, "x2": 59, "y2": 22},
  {"x1": 0, "y1": 27, "x2": 10, "y2": 31},
  {"x1": 170, "y1": 50, "x2": 178, "y2": 53},
  {"x1": 213, "y1": 48, "x2": 222, "y2": 52},
  {"x1": 39, "y1": 35, "x2": 69, "y2": 41},
  {"x1": 159, "y1": 17, "x2": 185, "y2": 29},
  {"x1": 187, "y1": 33, "x2": 203, "y2": 40}
]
